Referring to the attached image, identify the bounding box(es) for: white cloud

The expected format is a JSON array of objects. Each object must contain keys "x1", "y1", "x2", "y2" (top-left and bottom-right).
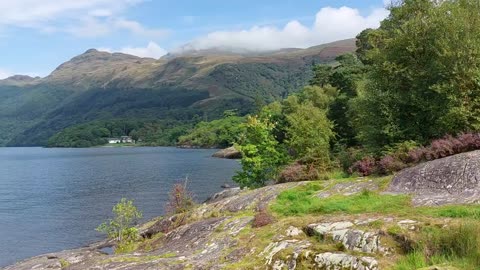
[
  {"x1": 99, "y1": 42, "x2": 167, "y2": 59},
  {"x1": 0, "y1": 69, "x2": 12, "y2": 79},
  {"x1": 181, "y1": 6, "x2": 388, "y2": 52},
  {"x1": 0, "y1": 0, "x2": 167, "y2": 38}
]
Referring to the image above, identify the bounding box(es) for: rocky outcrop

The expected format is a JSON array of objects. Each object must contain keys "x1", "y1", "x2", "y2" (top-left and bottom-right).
[
  {"x1": 305, "y1": 221, "x2": 383, "y2": 254},
  {"x1": 5, "y1": 170, "x2": 476, "y2": 270},
  {"x1": 387, "y1": 150, "x2": 480, "y2": 206},
  {"x1": 314, "y1": 253, "x2": 378, "y2": 270},
  {"x1": 211, "y1": 146, "x2": 242, "y2": 159},
  {"x1": 203, "y1": 187, "x2": 241, "y2": 203}
]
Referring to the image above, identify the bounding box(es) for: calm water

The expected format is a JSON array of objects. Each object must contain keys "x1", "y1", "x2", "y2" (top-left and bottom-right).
[{"x1": 0, "y1": 147, "x2": 240, "y2": 267}]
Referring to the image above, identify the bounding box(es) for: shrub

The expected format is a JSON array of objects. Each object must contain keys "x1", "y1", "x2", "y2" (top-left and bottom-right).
[
  {"x1": 349, "y1": 156, "x2": 377, "y2": 176},
  {"x1": 252, "y1": 209, "x2": 275, "y2": 228},
  {"x1": 163, "y1": 179, "x2": 196, "y2": 232},
  {"x1": 277, "y1": 162, "x2": 319, "y2": 183},
  {"x1": 334, "y1": 146, "x2": 366, "y2": 172},
  {"x1": 96, "y1": 198, "x2": 142, "y2": 251},
  {"x1": 350, "y1": 133, "x2": 480, "y2": 176},
  {"x1": 165, "y1": 180, "x2": 195, "y2": 215},
  {"x1": 378, "y1": 155, "x2": 407, "y2": 175}
]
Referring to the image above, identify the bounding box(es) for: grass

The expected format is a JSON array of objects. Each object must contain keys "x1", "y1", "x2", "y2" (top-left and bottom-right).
[
  {"x1": 271, "y1": 179, "x2": 480, "y2": 220},
  {"x1": 419, "y1": 205, "x2": 480, "y2": 220},
  {"x1": 271, "y1": 185, "x2": 411, "y2": 216},
  {"x1": 394, "y1": 222, "x2": 480, "y2": 270}
]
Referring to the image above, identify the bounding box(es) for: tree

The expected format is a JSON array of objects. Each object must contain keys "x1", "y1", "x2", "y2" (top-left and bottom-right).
[
  {"x1": 310, "y1": 65, "x2": 333, "y2": 87},
  {"x1": 285, "y1": 102, "x2": 334, "y2": 168},
  {"x1": 96, "y1": 198, "x2": 142, "y2": 244},
  {"x1": 350, "y1": 0, "x2": 480, "y2": 152},
  {"x1": 309, "y1": 55, "x2": 366, "y2": 146},
  {"x1": 234, "y1": 115, "x2": 288, "y2": 188}
]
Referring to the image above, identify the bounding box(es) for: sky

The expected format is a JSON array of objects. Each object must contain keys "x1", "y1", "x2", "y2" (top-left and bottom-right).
[{"x1": 0, "y1": 0, "x2": 390, "y2": 79}]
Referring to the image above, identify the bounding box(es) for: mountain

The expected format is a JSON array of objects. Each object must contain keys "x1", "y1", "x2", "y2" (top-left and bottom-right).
[{"x1": 0, "y1": 39, "x2": 356, "y2": 146}]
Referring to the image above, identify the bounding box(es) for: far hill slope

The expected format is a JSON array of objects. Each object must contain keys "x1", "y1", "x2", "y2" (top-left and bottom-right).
[{"x1": 0, "y1": 39, "x2": 356, "y2": 146}]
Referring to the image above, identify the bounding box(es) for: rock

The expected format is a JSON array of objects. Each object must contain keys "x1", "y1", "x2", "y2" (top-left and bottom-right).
[
  {"x1": 306, "y1": 221, "x2": 354, "y2": 235},
  {"x1": 211, "y1": 146, "x2": 242, "y2": 159},
  {"x1": 220, "y1": 184, "x2": 231, "y2": 188},
  {"x1": 306, "y1": 222, "x2": 382, "y2": 254},
  {"x1": 2, "y1": 244, "x2": 107, "y2": 270},
  {"x1": 199, "y1": 182, "x2": 305, "y2": 214},
  {"x1": 387, "y1": 150, "x2": 480, "y2": 206},
  {"x1": 203, "y1": 187, "x2": 241, "y2": 203},
  {"x1": 314, "y1": 252, "x2": 378, "y2": 270},
  {"x1": 286, "y1": 226, "x2": 303, "y2": 237},
  {"x1": 261, "y1": 240, "x2": 311, "y2": 266}
]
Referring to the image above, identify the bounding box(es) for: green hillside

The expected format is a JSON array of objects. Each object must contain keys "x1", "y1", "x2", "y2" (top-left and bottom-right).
[{"x1": 0, "y1": 39, "x2": 356, "y2": 146}]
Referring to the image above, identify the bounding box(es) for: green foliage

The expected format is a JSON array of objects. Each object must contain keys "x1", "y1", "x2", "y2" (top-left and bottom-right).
[
  {"x1": 177, "y1": 112, "x2": 245, "y2": 148},
  {"x1": 96, "y1": 198, "x2": 142, "y2": 251},
  {"x1": 233, "y1": 115, "x2": 289, "y2": 188},
  {"x1": 351, "y1": 0, "x2": 480, "y2": 151},
  {"x1": 309, "y1": 65, "x2": 333, "y2": 87},
  {"x1": 47, "y1": 119, "x2": 192, "y2": 147},
  {"x1": 232, "y1": 84, "x2": 337, "y2": 187},
  {"x1": 310, "y1": 54, "x2": 366, "y2": 146},
  {"x1": 285, "y1": 102, "x2": 334, "y2": 166}
]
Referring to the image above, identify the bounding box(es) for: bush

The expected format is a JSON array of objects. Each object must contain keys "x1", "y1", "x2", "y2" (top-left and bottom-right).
[
  {"x1": 277, "y1": 162, "x2": 319, "y2": 183},
  {"x1": 96, "y1": 198, "x2": 142, "y2": 250},
  {"x1": 334, "y1": 146, "x2": 366, "y2": 172},
  {"x1": 349, "y1": 156, "x2": 377, "y2": 176},
  {"x1": 163, "y1": 179, "x2": 196, "y2": 232},
  {"x1": 165, "y1": 180, "x2": 195, "y2": 215},
  {"x1": 252, "y1": 209, "x2": 275, "y2": 228},
  {"x1": 350, "y1": 133, "x2": 480, "y2": 176},
  {"x1": 378, "y1": 155, "x2": 407, "y2": 175}
]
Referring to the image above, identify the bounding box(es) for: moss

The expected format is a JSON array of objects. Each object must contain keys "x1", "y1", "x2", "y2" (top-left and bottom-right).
[{"x1": 59, "y1": 258, "x2": 70, "y2": 268}]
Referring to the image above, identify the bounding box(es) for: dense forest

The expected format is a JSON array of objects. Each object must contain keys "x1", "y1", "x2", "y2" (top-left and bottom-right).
[{"x1": 180, "y1": 0, "x2": 480, "y2": 188}]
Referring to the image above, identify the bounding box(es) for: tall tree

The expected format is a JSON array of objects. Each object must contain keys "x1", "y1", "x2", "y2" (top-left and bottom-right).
[{"x1": 351, "y1": 0, "x2": 480, "y2": 152}]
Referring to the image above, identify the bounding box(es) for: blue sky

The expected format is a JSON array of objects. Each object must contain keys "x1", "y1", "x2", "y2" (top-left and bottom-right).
[{"x1": 0, "y1": 0, "x2": 389, "y2": 78}]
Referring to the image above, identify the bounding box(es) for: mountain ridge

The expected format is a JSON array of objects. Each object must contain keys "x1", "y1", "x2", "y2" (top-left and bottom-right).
[{"x1": 0, "y1": 38, "x2": 357, "y2": 146}]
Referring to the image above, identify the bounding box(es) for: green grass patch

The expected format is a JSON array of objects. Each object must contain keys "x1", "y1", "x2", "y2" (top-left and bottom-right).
[
  {"x1": 271, "y1": 187, "x2": 411, "y2": 216},
  {"x1": 394, "y1": 221, "x2": 480, "y2": 270},
  {"x1": 419, "y1": 205, "x2": 480, "y2": 220},
  {"x1": 271, "y1": 178, "x2": 480, "y2": 220}
]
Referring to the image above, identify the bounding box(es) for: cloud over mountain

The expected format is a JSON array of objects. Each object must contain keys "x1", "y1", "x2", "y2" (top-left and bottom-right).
[
  {"x1": 181, "y1": 6, "x2": 388, "y2": 52},
  {"x1": 98, "y1": 41, "x2": 167, "y2": 59}
]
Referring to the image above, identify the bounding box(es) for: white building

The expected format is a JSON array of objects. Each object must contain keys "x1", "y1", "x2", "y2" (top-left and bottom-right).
[
  {"x1": 108, "y1": 138, "x2": 121, "y2": 144},
  {"x1": 107, "y1": 136, "x2": 134, "y2": 144},
  {"x1": 120, "y1": 136, "x2": 134, "y2": 143}
]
